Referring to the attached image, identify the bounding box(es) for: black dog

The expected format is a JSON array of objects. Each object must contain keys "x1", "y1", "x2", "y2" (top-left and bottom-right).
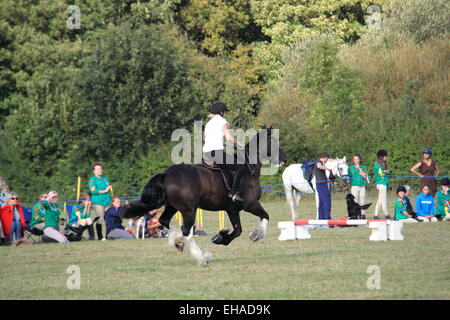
[{"x1": 346, "y1": 193, "x2": 372, "y2": 219}]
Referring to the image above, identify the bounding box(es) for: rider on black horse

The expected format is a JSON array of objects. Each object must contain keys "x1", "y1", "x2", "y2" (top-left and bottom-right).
[{"x1": 202, "y1": 101, "x2": 246, "y2": 203}]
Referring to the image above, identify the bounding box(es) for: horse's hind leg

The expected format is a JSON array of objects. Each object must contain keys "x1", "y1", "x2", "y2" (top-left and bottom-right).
[
  {"x1": 285, "y1": 186, "x2": 299, "y2": 220},
  {"x1": 244, "y1": 201, "x2": 269, "y2": 242}
]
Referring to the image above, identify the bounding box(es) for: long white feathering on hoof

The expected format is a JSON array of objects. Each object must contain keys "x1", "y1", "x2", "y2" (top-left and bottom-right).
[
  {"x1": 167, "y1": 226, "x2": 183, "y2": 248},
  {"x1": 185, "y1": 227, "x2": 212, "y2": 266}
]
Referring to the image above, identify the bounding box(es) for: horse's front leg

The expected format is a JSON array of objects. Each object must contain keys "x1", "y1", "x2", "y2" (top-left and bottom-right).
[
  {"x1": 211, "y1": 209, "x2": 242, "y2": 246},
  {"x1": 244, "y1": 201, "x2": 269, "y2": 242}
]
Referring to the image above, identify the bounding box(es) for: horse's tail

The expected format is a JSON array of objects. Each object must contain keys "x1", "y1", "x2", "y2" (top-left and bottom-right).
[{"x1": 122, "y1": 174, "x2": 166, "y2": 219}]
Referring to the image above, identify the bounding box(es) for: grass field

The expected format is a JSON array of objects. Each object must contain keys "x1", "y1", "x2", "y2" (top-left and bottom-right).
[{"x1": 1, "y1": 195, "x2": 449, "y2": 300}]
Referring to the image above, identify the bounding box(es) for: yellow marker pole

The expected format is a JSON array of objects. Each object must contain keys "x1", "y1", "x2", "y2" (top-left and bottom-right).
[
  {"x1": 176, "y1": 211, "x2": 182, "y2": 226},
  {"x1": 219, "y1": 210, "x2": 225, "y2": 230},
  {"x1": 196, "y1": 208, "x2": 203, "y2": 230},
  {"x1": 76, "y1": 176, "x2": 81, "y2": 201},
  {"x1": 110, "y1": 185, "x2": 114, "y2": 197},
  {"x1": 199, "y1": 209, "x2": 203, "y2": 227}
]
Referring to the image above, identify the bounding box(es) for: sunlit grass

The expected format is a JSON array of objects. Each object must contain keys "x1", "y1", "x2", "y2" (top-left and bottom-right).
[{"x1": 1, "y1": 197, "x2": 449, "y2": 300}]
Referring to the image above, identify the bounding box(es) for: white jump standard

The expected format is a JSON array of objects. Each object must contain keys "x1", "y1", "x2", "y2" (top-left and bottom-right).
[{"x1": 278, "y1": 219, "x2": 404, "y2": 241}]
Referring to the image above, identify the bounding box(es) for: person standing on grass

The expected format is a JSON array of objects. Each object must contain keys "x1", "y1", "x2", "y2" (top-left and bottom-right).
[
  {"x1": 348, "y1": 153, "x2": 369, "y2": 219},
  {"x1": 373, "y1": 150, "x2": 391, "y2": 219},
  {"x1": 415, "y1": 184, "x2": 437, "y2": 222},
  {"x1": 88, "y1": 163, "x2": 112, "y2": 241},
  {"x1": 394, "y1": 185, "x2": 418, "y2": 223},
  {"x1": 435, "y1": 177, "x2": 450, "y2": 221},
  {"x1": 42, "y1": 191, "x2": 69, "y2": 243},
  {"x1": 410, "y1": 149, "x2": 440, "y2": 195},
  {"x1": 314, "y1": 152, "x2": 335, "y2": 220}
]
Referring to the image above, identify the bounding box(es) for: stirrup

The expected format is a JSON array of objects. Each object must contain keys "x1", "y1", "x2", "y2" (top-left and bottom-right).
[{"x1": 229, "y1": 193, "x2": 244, "y2": 203}]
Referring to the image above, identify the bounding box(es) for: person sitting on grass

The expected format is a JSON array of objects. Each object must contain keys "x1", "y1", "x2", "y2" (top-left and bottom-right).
[
  {"x1": 69, "y1": 193, "x2": 96, "y2": 240},
  {"x1": 42, "y1": 191, "x2": 69, "y2": 243},
  {"x1": 145, "y1": 208, "x2": 166, "y2": 238},
  {"x1": 0, "y1": 192, "x2": 26, "y2": 244},
  {"x1": 403, "y1": 185, "x2": 417, "y2": 219},
  {"x1": 394, "y1": 185, "x2": 418, "y2": 223},
  {"x1": 435, "y1": 177, "x2": 450, "y2": 221},
  {"x1": 104, "y1": 197, "x2": 135, "y2": 240},
  {"x1": 29, "y1": 193, "x2": 48, "y2": 234},
  {"x1": 415, "y1": 184, "x2": 437, "y2": 222}
]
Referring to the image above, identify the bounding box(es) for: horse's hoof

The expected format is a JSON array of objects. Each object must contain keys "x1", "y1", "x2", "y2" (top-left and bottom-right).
[
  {"x1": 249, "y1": 231, "x2": 259, "y2": 242},
  {"x1": 175, "y1": 241, "x2": 184, "y2": 252},
  {"x1": 211, "y1": 233, "x2": 223, "y2": 244},
  {"x1": 197, "y1": 259, "x2": 209, "y2": 267},
  {"x1": 211, "y1": 230, "x2": 229, "y2": 245}
]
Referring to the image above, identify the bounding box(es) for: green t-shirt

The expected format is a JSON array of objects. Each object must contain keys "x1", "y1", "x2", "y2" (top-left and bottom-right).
[
  {"x1": 348, "y1": 164, "x2": 367, "y2": 186},
  {"x1": 435, "y1": 190, "x2": 450, "y2": 218},
  {"x1": 88, "y1": 175, "x2": 111, "y2": 206},
  {"x1": 69, "y1": 204, "x2": 91, "y2": 225},
  {"x1": 394, "y1": 196, "x2": 409, "y2": 220},
  {"x1": 42, "y1": 201, "x2": 61, "y2": 230},
  {"x1": 30, "y1": 202, "x2": 46, "y2": 227},
  {"x1": 373, "y1": 161, "x2": 389, "y2": 185}
]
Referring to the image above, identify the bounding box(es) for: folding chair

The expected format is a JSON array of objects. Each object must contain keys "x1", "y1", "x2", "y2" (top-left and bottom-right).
[{"x1": 23, "y1": 207, "x2": 44, "y2": 243}]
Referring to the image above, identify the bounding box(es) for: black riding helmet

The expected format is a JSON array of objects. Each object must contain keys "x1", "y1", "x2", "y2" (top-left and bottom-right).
[
  {"x1": 210, "y1": 101, "x2": 229, "y2": 114},
  {"x1": 396, "y1": 185, "x2": 407, "y2": 194},
  {"x1": 377, "y1": 149, "x2": 388, "y2": 158}
]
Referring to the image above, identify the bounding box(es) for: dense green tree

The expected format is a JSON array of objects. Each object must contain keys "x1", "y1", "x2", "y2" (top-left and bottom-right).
[
  {"x1": 250, "y1": 0, "x2": 391, "y2": 80},
  {"x1": 384, "y1": 0, "x2": 450, "y2": 43}
]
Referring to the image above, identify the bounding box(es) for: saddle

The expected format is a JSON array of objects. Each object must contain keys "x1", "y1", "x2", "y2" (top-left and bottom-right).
[
  {"x1": 301, "y1": 160, "x2": 317, "y2": 191},
  {"x1": 201, "y1": 160, "x2": 235, "y2": 191}
]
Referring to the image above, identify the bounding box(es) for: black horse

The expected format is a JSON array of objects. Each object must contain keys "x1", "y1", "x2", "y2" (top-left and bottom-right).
[{"x1": 123, "y1": 127, "x2": 288, "y2": 265}]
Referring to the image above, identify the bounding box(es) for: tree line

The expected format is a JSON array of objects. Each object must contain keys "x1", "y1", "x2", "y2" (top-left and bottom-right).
[{"x1": 0, "y1": 0, "x2": 448, "y2": 202}]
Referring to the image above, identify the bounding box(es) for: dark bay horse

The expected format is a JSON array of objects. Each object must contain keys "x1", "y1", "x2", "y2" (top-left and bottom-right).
[{"x1": 123, "y1": 127, "x2": 288, "y2": 265}]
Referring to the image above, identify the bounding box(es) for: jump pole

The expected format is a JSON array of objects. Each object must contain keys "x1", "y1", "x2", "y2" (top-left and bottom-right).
[
  {"x1": 219, "y1": 210, "x2": 225, "y2": 230},
  {"x1": 76, "y1": 176, "x2": 81, "y2": 201},
  {"x1": 194, "y1": 208, "x2": 207, "y2": 236}
]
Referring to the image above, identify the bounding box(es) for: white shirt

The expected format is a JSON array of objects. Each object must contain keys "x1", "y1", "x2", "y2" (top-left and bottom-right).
[{"x1": 203, "y1": 115, "x2": 228, "y2": 152}]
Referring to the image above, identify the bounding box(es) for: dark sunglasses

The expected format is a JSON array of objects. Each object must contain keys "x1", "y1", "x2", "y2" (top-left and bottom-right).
[{"x1": 11, "y1": 197, "x2": 19, "y2": 200}]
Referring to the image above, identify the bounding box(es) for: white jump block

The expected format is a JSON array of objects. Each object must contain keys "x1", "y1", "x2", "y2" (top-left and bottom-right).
[
  {"x1": 387, "y1": 220, "x2": 404, "y2": 240},
  {"x1": 278, "y1": 221, "x2": 296, "y2": 241},
  {"x1": 368, "y1": 221, "x2": 387, "y2": 241}
]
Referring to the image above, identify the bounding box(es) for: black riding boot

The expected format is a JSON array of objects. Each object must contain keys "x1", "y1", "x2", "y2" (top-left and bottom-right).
[
  {"x1": 76, "y1": 225, "x2": 87, "y2": 238},
  {"x1": 87, "y1": 224, "x2": 95, "y2": 240},
  {"x1": 228, "y1": 170, "x2": 244, "y2": 203},
  {"x1": 96, "y1": 223, "x2": 104, "y2": 240}
]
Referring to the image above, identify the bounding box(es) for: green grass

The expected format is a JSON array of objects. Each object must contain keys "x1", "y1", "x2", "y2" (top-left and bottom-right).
[{"x1": 1, "y1": 196, "x2": 449, "y2": 300}]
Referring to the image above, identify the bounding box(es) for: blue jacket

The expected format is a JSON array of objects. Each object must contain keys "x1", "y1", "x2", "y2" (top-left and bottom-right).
[
  {"x1": 104, "y1": 206, "x2": 127, "y2": 234},
  {"x1": 415, "y1": 193, "x2": 434, "y2": 216}
]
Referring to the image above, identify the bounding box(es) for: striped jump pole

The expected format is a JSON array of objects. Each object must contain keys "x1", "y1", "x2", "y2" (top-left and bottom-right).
[{"x1": 278, "y1": 218, "x2": 404, "y2": 242}]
